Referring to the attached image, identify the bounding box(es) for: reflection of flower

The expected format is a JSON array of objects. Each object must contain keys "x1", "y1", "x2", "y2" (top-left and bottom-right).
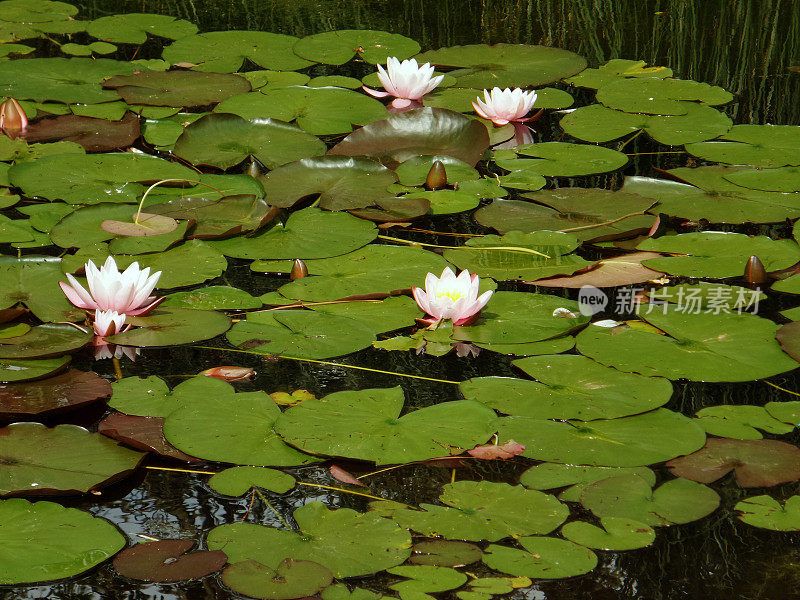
[
  {"x1": 412, "y1": 267, "x2": 493, "y2": 326},
  {"x1": 93, "y1": 309, "x2": 126, "y2": 337},
  {"x1": 0, "y1": 98, "x2": 28, "y2": 139},
  {"x1": 472, "y1": 87, "x2": 538, "y2": 126},
  {"x1": 60, "y1": 257, "x2": 162, "y2": 316},
  {"x1": 363, "y1": 57, "x2": 445, "y2": 109},
  {"x1": 93, "y1": 342, "x2": 140, "y2": 361}
]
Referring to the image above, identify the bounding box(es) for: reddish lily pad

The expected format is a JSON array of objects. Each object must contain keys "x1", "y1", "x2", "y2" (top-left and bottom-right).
[
  {"x1": 103, "y1": 71, "x2": 251, "y2": 107},
  {"x1": 98, "y1": 413, "x2": 201, "y2": 462},
  {"x1": 113, "y1": 539, "x2": 227, "y2": 582},
  {"x1": 0, "y1": 370, "x2": 111, "y2": 418},
  {"x1": 101, "y1": 213, "x2": 180, "y2": 237},
  {"x1": 23, "y1": 112, "x2": 141, "y2": 152},
  {"x1": 776, "y1": 320, "x2": 800, "y2": 363},
  {"x1": 665, "y1": 438, "x2": 800, "y2": 487}
]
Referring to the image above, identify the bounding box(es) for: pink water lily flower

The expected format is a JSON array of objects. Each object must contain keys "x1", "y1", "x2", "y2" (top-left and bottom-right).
[
  {"x1": 472, "y1": 87, "x2": 538, "y2": 126},
  {"x1": 60, "y1": 256, "x2": 162, "y2": 316},
  {"x1": 0, "y1": 97, "x2": 28, "y2": 139},
  {"x1": 92, "y1": 309, "x2": 127, "y2": 338},
  {"x1": 412, "y1": 267, "x2": 493, "y2": 326},
  {"x1": 363, "y1": 57, "x2": 445, "y2": 109}
]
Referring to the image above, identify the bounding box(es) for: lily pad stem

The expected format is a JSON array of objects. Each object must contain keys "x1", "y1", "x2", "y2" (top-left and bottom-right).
[
  {"x1": 763, "y1": 380, "x2": 800, "y2": 397},
  {"x1": 133, "y1": 178, "x2": 224, "y2": 225},
  {"x1": 298, "y1": 482, "x2": 413, "y2": 506},
  {"x1": 254, "y1": 488, "x2": 294, "y2": 530},
  {"x1": 558, "y1": 211, "x2": 647, "y2": 233},
  {"x1": 376, "y1": 235, "x2": 551, "y2": 258}
]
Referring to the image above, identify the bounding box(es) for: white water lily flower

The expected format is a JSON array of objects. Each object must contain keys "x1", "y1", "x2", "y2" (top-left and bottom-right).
[
  {"x1": 472, "y1": 87, "x2": 538, "y2": 126},
  {"x1": 60, "y1": 256, "x2": 162, "y2": 316},
  {"x1": 363, "y1": 57, "x2": 445, "y2": 109},
  {"x1": 93, "y1": 309, "x2": 127, "y2": 338},
  {"x1": 412, "y1": 267, "x2": 493, "y2": 325}
]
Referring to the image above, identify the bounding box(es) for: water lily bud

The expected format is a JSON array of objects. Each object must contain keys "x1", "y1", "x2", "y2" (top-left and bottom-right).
[
  {"x1": 425, "y1": 160, "x2": 447, "y2": 190},
  {"x1": 744, "y1": 255, "x2": 768, "y2": 284},
  {"x1": 0, "y1": 98, "x2": 28, "y2": 139},
  {"x1": 290, "y1": 258, "x2": 308, "y2": 280},
  {"x1": 200, "y1": 366, "x2": 255, "y2": 382},
  {"x1": 246, "y1": 158, "x2": 262, "y2": 178}
]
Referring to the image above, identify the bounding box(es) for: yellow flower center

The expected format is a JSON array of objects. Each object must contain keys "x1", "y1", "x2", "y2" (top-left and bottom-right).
[{"x1": 435, "y1": 289, "x2": 464, "y2": 302}]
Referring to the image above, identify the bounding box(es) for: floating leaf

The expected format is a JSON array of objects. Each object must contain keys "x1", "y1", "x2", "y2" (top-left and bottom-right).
[
  {"x1": 86, "y1": 13, "x2": 198, "y2": 44},
  {"x1": 495, "y1": 142, "x2": 628, "y2": 177},
  {"x1": 0, "y1": 256, "x2": 83, "y2": 321},
  {"x1": 532, "y1": 252, "x2": 664, "y2": 288},
  {"x1": 207, "y1": 502, "x2": 411, "y2": 578},
  {"x1": 0, "y1": 370, "x2": 110, "y2": 418},
  {"x1": 113, "y1": 539, "x2": 227, "y2": 583},
  {"x1": 685, "y1": 124, "x2": 800, "y2": 167},
  {"x1": 222, "y1": 558, "x2": 333, "y2": 600},
  {"x1": 735, "y1": 495, "x2": 800, "y2": 531},
  {"x1": 482, "y1": 536, "x2": 597, "y2": 578},
  {"x1": 520, "y1": 463, "x2": 656, "y2": 502},
  {"x1": 461, "y1": 354, "x2": 672, "y2": 420},
  {"x1": 22, "y1": 112, "x2": 141, "y2": 152},
  {"x1": 666, "y1": 438, "x2": 800, "y2": 487},
  {"x1": 0, "y1": 0, "x2": 77, "y2": 22},
  {"x1": 309, "y1": 296, "x2": 421, "y2": 334},
  {"x1": 0, "y1": 422, "x2": 144, "y2": 496},
  {"x1": 293, "y1": 30, "x2": 420, "y2": 64},
  {"x1": 565, "y1": 59, "x2": 673, "y2": 89},
  {"x1": 560, "y1": 517, "x2": 655, "y2": 551},
  {"x1": 409, "y1": 540, "x2": 483, "y2": 567},
  {"x1": 98, "y1": 413, "x2": 199, "y2": 462},
  {"x1": 101, "y1": 213, "x2": 179, "y2": 237},
  {"x1": 328, "y1": 107, "x2": 490, "y2": 167},
  {"x1": 108, "y1": 308, "x2": 231, "y2": 347},
  {"x1": 209, "y1": 467, "x2": 296, "y2": 496},
  {"x1": 0, "y1": 356, "x2": 69, "y2": 383},
  {"x1": 693, "y1": 405, "x2": 793, "y2": 439},
  {"x1": 104, "y1": 71, "x2": 251, "y2": 107},
  {"x1": 109, "y1": 375, "x2": 232, "y2": 418},
  {"x1": 173, "y1": 113, "x2": 326, "y2": 170},
  {"x1": 0, "y1": 323, "x2": 92, "y2": 359},
  {"x1": 0, "y1": 499, "x2": 125, "y2": 584},
  {"x1": 162, "y1": 286, "x2": 261, "y2": 310},
  {"x1": 389, "y1": 565, "x2": 467, "y2": 597},
  {"x1": 415, "y1": 44, "x2": 586, "y2": 88},
  {"x1": 596, "y1": 78, "x2": 732, "y2": 115}
]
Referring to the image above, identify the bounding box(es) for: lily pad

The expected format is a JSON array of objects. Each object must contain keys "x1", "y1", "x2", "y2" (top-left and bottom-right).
[
  {"x1": 276, "y1": 386, "x2": 496, "y2": 464},
  {"x1": 532, "y1": 252, "x2": 664, "y2": 288},
  {"x1": 22, "y1": 111, "x2": 141, "y2": 152},
  {"x1": 576, "y1": 309, "x2": 798, "y2": 382},
  {"x1": 561, "y1": 517, "x2": 655, "y2": 551},
  {"x1": 0, "y1": 356, "x2": 70, "y2": 383},
  {"x1": 596, "y1": 77, "x2": 732, "y2": 115},
  {"x1": 293, "y1": 30, "x2": 420, "y2": 64},
  {"x1": 0, "y1": 370, "x2": 110, "y2": 418},
  {"x1": 216, "y1": 87, "x2": 386, "y2": 135},
  {"x1": 0, "y1": 422, "x2": 144, "y2": 496},
  {"x1": 409, "y1": 540, "x2": 483, "y2": 567},
  {"x1": 565, "y1": 59, "x2": 673, "y2": 89},
  {"x1": 108, "y1": 308, "x2": 231, "y2": 347},
  {"x1": 109, "y1": 375, "x2": 233, "y2": 418},
  {"x1": 173, "y1": 113, "x2": 326, "y2": 170},
  {"x1": 328, "y1": 107, "x2": 490, "y2": 167},
  {"x1": 86, "y1": 13, "x2": 198, "y2": 44},
  {"x1": 735, "y1": 495, "x2": 800, "y2": 531},
  {"x1": 0, "y1": 498, "x2": 125, "y2": 585},
  {"x1": 389, "y1": 565, "x2": 467, "y2": 597},
  {"x1": 113, "y1": 539, "x2": 227, "y2": 583},
  {"x1": 580, "y1": 475, "x2": 720, "y2": 526},
  {"x1": 258, "y1": 156, "x2": 397, "y2": 210},
  {"x1": 482, "y1": 536, "x2": 597, "y2": 578},
  {"x1": 207, "y1": 502, "x2": 411, "y2": 578},
  {"x1": 0, "y1": 256, "x2": 83, "y2": 321},
  {"x1": 162, "y1": 31, "x2": 313, "y2": 72},
  {"x1": 693, "y1": 405, "x2": 793, "y2": 439},
  {"x1": 104, "y1": 71, "x2": 251, "y2": 107},
  {"x1": 386, "y1": 481, "x2": 568, "y2": 541},
  {"x1": 162, "y1": 286, "x2": 261, "y2": 310},
  {"x1": 495, "y1": 142, "x2": 628, "y2": 177},
  {"x1": 222, "y1": 558, "x2": 333, "y2": 600},
  {"x1": 415, "y1": 44, "x2": 586, "y2": 88},
  {"x1": 666, "y1": 438, "x2": 800, "y2": 487},
  {"x1": 685, "y1": 124, "x2": 800, "y2": 167},
  {"x1": 0, "y1": 0, "x2": 77, "y2": 22},
  {"x1": 724, "y1": 166, "x2": 800, "y2": 193},
  {"x1": 461, "y1": 354, "x2": 672, "y2": 420},
  {"x1": 97, "y1": 413, "x2": 199, "y2": 462},
  {"x1": 0, "y1": 323, "x2": 92, "y2": 359},
  {"x1": 498, "y1": 408, "x2": 706, "y2": 466},
  {"x1": 520, "y1": 463, "x2": 656, "y2": 502},
  {"x1": 208, "y1": 466, "x2": 296, "y2": 496}
]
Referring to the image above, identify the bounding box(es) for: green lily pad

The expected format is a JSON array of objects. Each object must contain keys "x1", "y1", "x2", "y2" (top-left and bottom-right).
[
  {"x1": 482, "y1": 536, "x2": 597, "y2": 578},
  {"x1": 561, "y1": 517, "x2": 655, "y2": 551},
  {"x1": 293, "y1": 30, "x2": 420, "y2": 64},
  {"x1": 386, "y1": 481, "x2": 568, "y2": 541},
  {"x1": 86, "y1": 13, "x2": 197, "y2": 44},
  {"x1": 735, "y1": 495, "x2": 800, "y2": 531},
  {"x1": 520, "y1": 463, "x2": 656, "y2": 502},
  {"x1": 475, "y1": 189, "x2": 655, "y2": 241},
  {"x1": 50, "y1": 204, "x2": 140, "y2": 248},
  {"x1": 653, "y1": 282, "x2": 765, "y2": 311},
  {"x1": 257, "y1": 156, "x2": 397, "y2": 210},
  {"x1": 216, "y1": 87, "x2": 386, "y2": 135},
  {"x1": 322, "y1": 584, "x2": 383, "y2": 600},
  {"x1": 564, "y1": 59, "x2": 673, "y2": 88},
  {"x1": 61, "y1": 41, "x2": 117, "y2": 56},
  {"x1": 499, "y1": 409, "x2": 705, "y2": 466},
  {"x1": 276, "y1": 386, "x2": 496, "y2": 464},
  {"x1": 10, "y1": 153, "x2": 195, "y2": 206},
  {"x1": 268, "y1": 245, "x2": 450, "y2": 302},
  {"x1": 109, "y1": 375, "x2": 233, "y2": 418},
  {"x1": 162, "y1": 286, "x2": 261, "y2": 310},
  {"x1": 222, "y1": 558, "x2": 333, "y2": 600},
  {"x1": 0, "y1": 214, "x2": 33, "y2": 243},
  {"x1": 208, "y1": 467, "x2": 296, "y2": 496},
  {"x1": 666, "y1": 438, "x2": 800, "y2": 487},
  {"x1": 162, "y1": 30, "x2": 313, "y2": 72},
  {"x1": 173, "y1": 113, "x2": 326, "y2": 169},
  {"x1": 724, "y1": 166, "x2": 800, "y2": 193},
  {"x1": 0, "y1": 498, "x2": 125, "y2": 584},
  {"x1": 349, "y1": 195, "x2": 431, "y2": 222},
  {"x1": 0, "y1": 323, "x2": 91, "y2": 359},
  {"x1": 560, "y1": 103, "x2": 732, "y2": 145},
  {"x1": 103, "y1": 71, "x2": 251, "y2": 107},
  {"x1": 0, "y1": 57, "x2": 134, "y2": 103},
  {"x1": 393, "y1": 155, "x2": 479, "y2": 186},
  {"x1": 328, "y1": 107, "x2": 490, "y2": 167},
  {"x1": 576, "y1": 309, "x2": 798, "y2": 382},
  {"x1": 212, "y1": 208, "x2": 376, "y2": 261},
  {"x1": 415, "y1": 44, "x2": 586, "y2": 88},
  {"x1": 309, "y1": 296, "x2": 421, "y2": 334},
  {"x1": 106, "y1": 307, "x2": 230, "y2": 347},
  {"x1": 207, "y1": 502, "x2": 411, "y2": 577},
  {"x1": 637, "y1": 232, "x2": 800, "y2": 278},
  {"x1": 685, "y1": 124, "x2": 800, "y2": 167},
  {"x1": 580, "y1": 475, "x2": 720, "y2": 526},
  {"x1": 474, "y1": 336, "x2": 576, "y2": 356},
  {"x1": 495, "y1": 142, "x2": 628, "y2": 177},
  {"x1": 241, "y1": 70, "x2": 311, "y2": 89},
  {"x1": 308, "y1": 75, "x2": 362, "y2": 88},
  {"x1": 461, "y1": 354, "x2": 672, "y2": 420},
  {"x1": 389, "y1": 565, "x2": 467, "y2": 597},
  {"x1": 595, "y1": 77, "x2": 732, "y2": 115},
  {"x1": 409, "y1": 540, "x2": 483, "y2": 567},
  {"x1": 0, "y1": 422, "x2": 144, "y2": 496},
  {"x1": 0, "y1": 356, "x2": 69, "y2": 383},
  {"x1": 163, "y1": 387, "x2": 318, "y2": 466},
  {"x1": 0, "y1": 0, "x2": 77, "y2": 22},
  {"x1": 693, "y1": 405, "x2": 793, "y2": 439}
]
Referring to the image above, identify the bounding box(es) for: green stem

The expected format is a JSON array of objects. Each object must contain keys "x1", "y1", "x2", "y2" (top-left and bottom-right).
[
  {"x1": 376, "y1": 235, "x2": 551, "y2": 258},
  {"x1": 133, "y1": 178, "x2": 223, "y2": 225},
  {"x1": 253, "y1": 488, "x2": 294, "y2": 529}
]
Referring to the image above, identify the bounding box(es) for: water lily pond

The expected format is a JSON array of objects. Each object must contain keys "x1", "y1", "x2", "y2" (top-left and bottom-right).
[{"x1": 2, "y1": 0, "x2": 800, "y2": 598}]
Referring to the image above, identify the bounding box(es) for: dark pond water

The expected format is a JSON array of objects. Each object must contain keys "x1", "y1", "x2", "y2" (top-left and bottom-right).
[{"x1": 5, "y1": 0, "x2": 800, "y2": 599}]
